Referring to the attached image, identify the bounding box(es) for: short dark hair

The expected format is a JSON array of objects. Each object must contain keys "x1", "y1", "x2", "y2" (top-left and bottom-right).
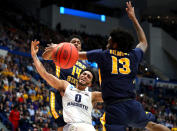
[
  {"x1": 68, "y1": 35, "x2": 83, "y2": 44},
  {"x1": 110, "y1": 28, "x2": 134, "y2": 52},
  {"x1": 80, "y1": 68, "x2": 96, "y2": 85}
]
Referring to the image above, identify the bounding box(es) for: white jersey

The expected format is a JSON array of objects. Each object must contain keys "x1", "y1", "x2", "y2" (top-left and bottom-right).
[{"x1": 62, "y1": 84, "x2": 93, "y2": 125}]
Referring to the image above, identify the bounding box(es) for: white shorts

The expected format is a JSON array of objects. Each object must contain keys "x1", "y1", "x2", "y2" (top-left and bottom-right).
[{"x1": 63, "y1": 123, "x2": 95, "y2": 131}]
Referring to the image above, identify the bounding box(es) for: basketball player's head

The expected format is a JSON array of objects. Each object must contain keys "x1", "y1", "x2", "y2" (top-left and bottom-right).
[
  {"x1": 107, "y1": 28, "x2": 134, "y2": 52},
  {"x1": 69, "y1": 35, "x2": 83, "y2": 51},
  {"x1": 77, "y1": 68, "x2": 95, "y2": 90}
]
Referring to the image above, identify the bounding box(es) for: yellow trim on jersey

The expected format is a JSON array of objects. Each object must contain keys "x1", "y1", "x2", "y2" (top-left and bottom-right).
[
  {"x1": 98, "y1": 68, "x2": 102, "y2": 86},
  {"x1": 171, "y1": 128, "x2": 177, "y2": 131},
  {"x1": 100, "y1": 112, "x2": 106, "y2": 131},
  {"x1": 56, "y1": 66, "x2": 61, "y2": 78},
  {"x1": 50, "y1": 92, "x2": 59, "y2": 119}
]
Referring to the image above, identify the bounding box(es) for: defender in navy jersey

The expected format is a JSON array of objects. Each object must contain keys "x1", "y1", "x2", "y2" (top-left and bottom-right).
[
  {"x1": 79, "y1": 2, "x2": 170, "y2": 131},
  {"x1": 42, "y1": 35, "x2": 89, "y2": 131}
]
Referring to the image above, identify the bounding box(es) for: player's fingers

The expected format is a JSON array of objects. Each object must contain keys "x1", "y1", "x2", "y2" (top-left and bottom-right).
[
  {"x1": 125, "y1": 8, "x2": 128, "y2": 12},
  {"x1": 126, "y1": 2, "x2": 129, "y2": 7},
  {"x1": 31, "y1": 41, "x2": 34, "y2": 46},
  {"x1": 33, "y1": 42, "x2": 39, "y2": 48},
  {"x1": 34, "y1": 41, "x2": 40, "y2": 46},
  {"x1": 47, "y1": 44, "x2": 52, "y2": 47},
  {"x1": 36, "y1": 46, "x2": 39, "y2": 50},
  {"x1": 129, "y1": 1, "x2": 133, "y2": 8},
  {"x1": 45, "y1": 47, "x2": 53, "y2": 51}
]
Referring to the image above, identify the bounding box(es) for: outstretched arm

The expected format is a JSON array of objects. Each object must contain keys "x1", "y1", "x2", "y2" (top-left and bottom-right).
[
  {"x1": 79, "y1": 51, "x2": 87, "y2": 60},
  {"x1": 126, "y1": 1, "x2": 148, "y2": 53},
  {"x1": 42, "y1": 43, "x2": 57, "y2": 60},
  {"x1": 92, "y1": 92, "x2": 103, "y2": 105},
  {"x1": 31, "y1": 40, "x2": 69, "y2": 91}
]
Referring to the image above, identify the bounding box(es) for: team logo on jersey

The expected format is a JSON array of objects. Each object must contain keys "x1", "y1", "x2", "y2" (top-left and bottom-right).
[{"x1": 67, "y1": 102, "x2": 88, "y2": 110}]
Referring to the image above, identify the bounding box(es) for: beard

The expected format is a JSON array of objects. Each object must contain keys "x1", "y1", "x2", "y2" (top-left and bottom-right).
[{"x1": 78, "y1": 80, "x2": 90, "y2": 87}]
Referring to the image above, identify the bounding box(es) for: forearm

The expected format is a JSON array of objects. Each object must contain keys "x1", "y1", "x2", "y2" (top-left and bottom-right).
[
  {"x1": 32, "y1": 54, "x2": 68, "y2": 91},
  {"x1": 32, "y1": 54, "x2": 48, "y2": 78},
  {"x1": 132, "y1": 17, "x2": 147, "y2": 45},
  {"x1": 79, "y1": 51, "x2": 88, "y2": 60},
  {"x1": 92, "y1": 92, "x2": 103, "y2": 103},
  {"x1": 131, "y1": 17, "x2": 148, "y2": 52}
]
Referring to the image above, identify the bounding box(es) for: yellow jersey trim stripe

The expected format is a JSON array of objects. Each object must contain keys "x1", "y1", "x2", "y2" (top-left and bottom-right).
[
  {"x1": 98, "y1": 68, "x2": 102, "y2": 86},
  {"x1": 100, "y1": 112, "x2": 106, "y2": 131},
  {"x1": 50, "y1": 92, "x2": 59, "y2": 119},
  {"x1": 56, "y1": 66, "x2": 61, "y2": 78}
]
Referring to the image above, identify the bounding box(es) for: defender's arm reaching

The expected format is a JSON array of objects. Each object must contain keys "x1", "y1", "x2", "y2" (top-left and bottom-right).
[{"x1": 126, "y1": 1, "x2": 148, "y2": 53}]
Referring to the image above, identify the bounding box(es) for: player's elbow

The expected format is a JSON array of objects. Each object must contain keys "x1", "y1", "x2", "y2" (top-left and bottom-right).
[
  {"x1": 143, "y1": 41, "x2": 148, "y2": 51},
  {"x1": 136, "y1": 41, "x2": 148, "y2": 53}
]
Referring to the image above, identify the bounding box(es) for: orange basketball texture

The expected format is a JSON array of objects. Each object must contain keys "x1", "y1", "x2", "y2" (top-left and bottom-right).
[{"x1": 52, "y1": 42, "x2": 78, "y2": 69}]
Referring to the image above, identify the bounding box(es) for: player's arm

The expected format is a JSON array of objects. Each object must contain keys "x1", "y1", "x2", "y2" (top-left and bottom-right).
[
  {"x1": 126, "y1": 1, "x2": 148, "y2": 53},
  {"x1": 79, "y1": 51, "x2": 87, "y2": 60},
  {"x1": 92, "y1": 91, "x2": 103, "y2": 104},
  {"x1": 42, "y1": 43, "x2": 57, "y2": 60},
  {"x1": 31, "y1": 40, "x2": 69, "y2": 91}
]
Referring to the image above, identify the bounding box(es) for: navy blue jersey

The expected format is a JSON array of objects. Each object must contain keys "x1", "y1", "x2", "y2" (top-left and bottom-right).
[
  {"x1": 56, "y1": 60, "x2": 88, "y2": 86},
  {"x1": 87, "y1": 48, "x2": 143, "y2": 102}
]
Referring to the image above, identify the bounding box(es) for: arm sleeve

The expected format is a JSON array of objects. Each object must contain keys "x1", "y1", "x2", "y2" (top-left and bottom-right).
[
  {"x1": 86, "y1": 49, "x2": 103, "y2": 65},
  {"x1": 134, "y1": 48, "x2": 144, "y2": 63}
]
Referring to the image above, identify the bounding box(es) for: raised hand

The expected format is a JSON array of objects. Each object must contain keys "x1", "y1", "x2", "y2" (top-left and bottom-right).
[
  {"x1": 126, "y1": 1, "x2": 136, "y2": 20},
  {"x1": 44, "y1": 43, "x2": 57, "y2": 52},
  {"x1": 31, "y1": 40, "x2": 40, "y2": 56}
]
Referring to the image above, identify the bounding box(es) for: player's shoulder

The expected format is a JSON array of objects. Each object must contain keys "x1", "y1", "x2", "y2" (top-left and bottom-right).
[
  {"x1": 130, "y1": 48, "x2": 144, "y2": 57},
  {"x1": 129, "y1": 48, "x2": 144, "y2": 63},
  {"x1": 67, "y1": 84, "x2": 75, "y2": 90}
]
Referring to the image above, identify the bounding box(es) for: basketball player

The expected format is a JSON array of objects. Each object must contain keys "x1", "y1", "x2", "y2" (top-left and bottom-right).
[
  {"x1": 31, "y1": 40, "x2": 102, "y2": 131},
  {"x1": 42, "y1": 36, "x2": 90, "y2": 131},
  {"x1": 78, "y1": 2, "x2": 170, "y2": 131}
]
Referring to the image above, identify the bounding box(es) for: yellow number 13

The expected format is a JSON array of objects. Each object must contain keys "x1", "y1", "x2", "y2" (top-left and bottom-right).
[{"x1": 111, "y1": 56, "x2": 131, "y2": 74}]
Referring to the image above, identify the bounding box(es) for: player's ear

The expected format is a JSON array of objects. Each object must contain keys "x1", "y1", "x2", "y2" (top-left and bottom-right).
[{"x1": 113, "y1": 42, "x2": 118, "y2": 49}]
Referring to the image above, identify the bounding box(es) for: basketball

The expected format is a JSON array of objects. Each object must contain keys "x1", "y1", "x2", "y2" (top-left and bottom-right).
[{"x1": 52, "y1": 42, "x2": 78, "y2": 69}]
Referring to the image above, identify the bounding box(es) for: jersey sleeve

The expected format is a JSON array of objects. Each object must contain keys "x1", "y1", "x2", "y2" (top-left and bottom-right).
[
  {"x1": 86, "y1": 49, "x2": 103, "y2": 65},
  {"x1": 134, "y1": 48, "x2": 144, "y2": 63}
]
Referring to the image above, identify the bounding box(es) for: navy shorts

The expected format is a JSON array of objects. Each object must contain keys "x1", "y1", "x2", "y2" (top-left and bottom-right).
[
  {"x1": 104, "y1": 100, "x2": 155, "y2": 131},
  {"x1": 49, "y1": 90, "x2": 66, "y2": 127}
]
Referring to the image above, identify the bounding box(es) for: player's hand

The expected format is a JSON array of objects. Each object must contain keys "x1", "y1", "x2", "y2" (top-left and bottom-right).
[
  {"x1": 44, "y1": 43, "x2": 58, "y2": 52},
  {"x1": 31, "y1": 40, "x2": 40, "y2": 56},
  {"x1": 42, "y1": 43, "x2": 58, "y2": 60},
  {"x1": 126, "y1": 1, "x2": 136, "y2": 20}
]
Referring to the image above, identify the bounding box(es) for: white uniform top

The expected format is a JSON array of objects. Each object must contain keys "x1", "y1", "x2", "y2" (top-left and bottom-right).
[{"x1": 62, "y1": 84, "x2": 93, "y2": 125}]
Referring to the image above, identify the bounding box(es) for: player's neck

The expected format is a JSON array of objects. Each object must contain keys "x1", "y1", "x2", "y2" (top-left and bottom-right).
[{"x1": 76, "y1": 84, "x2": 86, "y2": 91}]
